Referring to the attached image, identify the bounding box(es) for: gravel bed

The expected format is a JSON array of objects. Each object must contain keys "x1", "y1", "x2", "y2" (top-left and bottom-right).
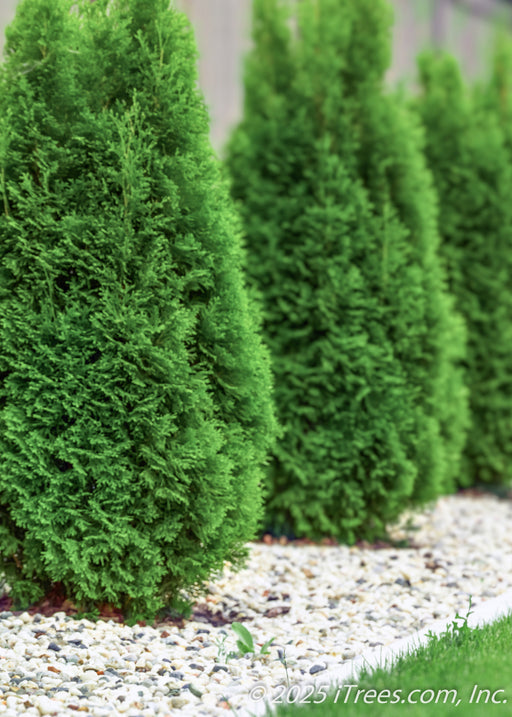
[{"x1": 1, "y1": 492, "x2": 512, "y2": 716}]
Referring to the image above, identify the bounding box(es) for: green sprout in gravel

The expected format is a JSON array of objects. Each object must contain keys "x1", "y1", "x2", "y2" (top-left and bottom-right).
[
  {"x1": 231, "y1": 621, "x2": 276, "y2": 657},
  {"x1": 214, "y1": 623, "x2": 276, "y2": 664},
  {"x1": 428, "y1": 595, "x2": 473, "y2": 645},
  {"x1": 214, "y1": 631, "x2": 232, "y2": 663},
  {"x1": 277, "y1": 646, "x2": 293, "y2": 688}
]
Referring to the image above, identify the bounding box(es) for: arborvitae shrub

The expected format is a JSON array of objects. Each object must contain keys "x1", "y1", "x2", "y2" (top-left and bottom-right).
[
  {"x1": 226, "y1": 0, "x2": 468, "y2": 541},
  {"x1": 0, "y1": 0, "x2": 276, "y2": 622},
  {"x1": 484, "y1": 33, "x2": 512, "y2": 151},
  {"x1": 415, "y1": 51, "x2": 512, "y2": 486}
]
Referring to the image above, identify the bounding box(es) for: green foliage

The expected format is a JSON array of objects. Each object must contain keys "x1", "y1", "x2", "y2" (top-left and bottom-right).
[
  {"x1": 430, "y1": 596, "x2": 473, "y2": 646},
  {"x1": 213, "y1": 623, "x2": 275, "y2": 664},
  {"x1": 0, "y1": 0, "x2": 276, "y2": 621},
  {"x1": 231, "y1": 621, "x2": 275, "y2": 656},
  {"x1": 482, "y1": 32, "x2": 512, "y2": 149},
  {"x1": 214, "y1": 631, "x2": 232, "y2": 663},
  {"x1": 226, "y1": 0, "x2": 468, "y2": 541},
  {"x1": 415, "y1": 50, "x2": 512, "y2": 486},
  {"x1": 231, "y1": 621, "x2": 256, "y2": 655},
  {"x1": 276, "y1": 647, "x2": 293, "y2": 688}
]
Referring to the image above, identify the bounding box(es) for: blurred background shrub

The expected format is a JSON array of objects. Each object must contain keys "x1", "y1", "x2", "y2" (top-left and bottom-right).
[{"x1": 3, "y1": 0, "x2": 508, "y2": 150}]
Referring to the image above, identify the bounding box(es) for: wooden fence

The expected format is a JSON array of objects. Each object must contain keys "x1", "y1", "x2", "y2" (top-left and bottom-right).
[{"x1": 1, "y1": 0, "x2": 511, "y2": 148}]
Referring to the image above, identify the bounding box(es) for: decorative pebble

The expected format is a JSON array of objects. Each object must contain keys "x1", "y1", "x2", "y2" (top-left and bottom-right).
[
  {"x1": 0, "y1": 494, "x2": 511, "y2": 716},
  {"x1": 35, "y1": 695, "x2": 65, "y2": 714},
  {"x1": 309, "y1": 664, "x2": 327, "y2": 675}
]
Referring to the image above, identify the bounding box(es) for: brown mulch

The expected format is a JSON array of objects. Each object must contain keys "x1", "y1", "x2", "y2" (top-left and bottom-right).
[
  {"x1": 0, "y1": 581, "x2": 129, "y2": 625},
  {"x1": 0, "y1": 581, "x2": 253, "y2": 629}
]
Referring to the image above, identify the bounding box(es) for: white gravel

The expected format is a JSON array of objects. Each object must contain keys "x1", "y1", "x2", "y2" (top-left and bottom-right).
[{"x1": 1, "y1": 491, "x2": 511, "y2": 716}]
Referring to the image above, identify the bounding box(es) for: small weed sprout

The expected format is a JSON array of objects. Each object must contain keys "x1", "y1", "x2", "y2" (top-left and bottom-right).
[
  {"x1": 449, "y1": 595, "x2": 474, "y2": 641},
  {"x1": 231, "y1": 622, "x2": 275, "y2": 658},
  {"x1": 214, "y1": 632, "x2": 230, "y2": 663},
  {"x1": 427, "y1": 596, "x2": 474, "y2": 646},
  {"x1": 277, "y1": 647, "x2": 291, "y2": 688}
]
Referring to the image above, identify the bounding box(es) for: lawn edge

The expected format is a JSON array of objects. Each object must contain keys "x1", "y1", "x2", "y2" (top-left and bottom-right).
[{"x1": 239, "y1": 587, "x2": 512, "y2": 717}]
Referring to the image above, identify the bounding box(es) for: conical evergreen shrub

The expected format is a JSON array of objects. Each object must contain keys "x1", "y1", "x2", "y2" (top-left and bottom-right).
[
  {"x1": 484, "y1": 33, "x2": 512, "y2": 150},
  {"x1": 0, "y1": 0, "x2": 276, "y2": 622},
  {"x1": 226, "y1": 0, "x2": 468, "y2": 541},
  {"x1": 415, "y1": 50, "x2": 512, "y2": 486}
]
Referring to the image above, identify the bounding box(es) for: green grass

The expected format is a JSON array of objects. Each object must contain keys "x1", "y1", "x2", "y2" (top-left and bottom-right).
[{"x1": 264, "y1": 604, "x2": 512, "y2": 716}]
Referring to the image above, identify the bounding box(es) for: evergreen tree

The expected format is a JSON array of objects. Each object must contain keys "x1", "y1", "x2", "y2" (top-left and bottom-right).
[
  {"x1": 0, "y1": 0, "x2": 276, "y2": 621},
  {"x1": 484, "y1": 33, "x2": 512, "y2": 151},
  {"x1": 339, "y1": 4, "x2": 469, "y2": 497},
  {"x1": 226, "y1": 0, "x2": 468, "y2": 541},
  {"x1": 415, "y1": 50, "x2": 512, "y2": 485}
]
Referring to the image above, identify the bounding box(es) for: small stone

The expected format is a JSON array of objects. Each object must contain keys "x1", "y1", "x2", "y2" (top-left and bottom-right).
[
  {"x1": 80, "y1": 672, "x2": 99, "y2": 683},
  {"x1": 31, "y1": 626, "x2": 47, "y2": 634},
  {"x1": 201, "y1": 693, "x2": 220, "y2": 709},
  {"x1": 92, "y1": 709, "x2": 114, "y2": 717},
  {"x1": 105, "y1": 668, "x2": 121, "y2": 678},
  {"x1": 212, "y1": 665, "x2": 228, "y2": 673},
  {"x1": 309, "y1": 664, "x2": 327, "y2": 675},
  {"x1": 35, "y1": 696, "x2": 64, "y2": 714},
  {"x1": 395, "y1": 578, "x2": 411, "y2": 588},
  {"x1": 186, "y1": 683, "x2": 203, "y2": 698},
  {"x1": 171, "y1": 697, "x2": 189, "y2": 708},
  {"x1": 48, "y1": 642, "x2": 61, "y2": 652},
  {"x1": 113, "y1": 699, "x2": 132, "y2": 714}
]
